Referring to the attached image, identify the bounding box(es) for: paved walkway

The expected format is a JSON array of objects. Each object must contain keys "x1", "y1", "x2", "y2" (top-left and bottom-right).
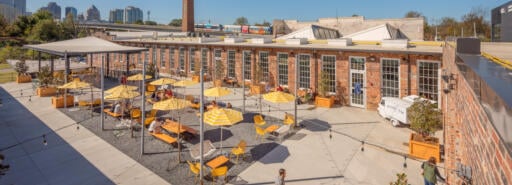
[{"x1": 0, "y1": 82, "x2": 169, "y2": 185}]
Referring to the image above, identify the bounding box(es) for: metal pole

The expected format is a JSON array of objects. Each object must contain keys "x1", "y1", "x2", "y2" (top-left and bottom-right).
[
  {"x1": 50, "y1": 57, "x2": 54, "y2": 74},
  {"x1": 38, "y1": 51, "x2": 41, "y2": 72},
  {"x1": 100, "y1": 55, "x2": 105, "y2": 130},
  {"x1": 199, "y1": 68, "x2": 205, "y2": 184},
  {"x1": 126, "y1": 53, "x2": 130, "y2": 75},
  {"x1": 64, "y1": 51, "x2": 68, "y2": 109},
  {"x1": 141, "y1": 56, "x2": 147, "y2": 156},
  {"x1": 242, "y1": 51, "x2": 245, "y2": 113},
  {"x1": 294, "y1": 54, "x2": 299, "y2": 127}
]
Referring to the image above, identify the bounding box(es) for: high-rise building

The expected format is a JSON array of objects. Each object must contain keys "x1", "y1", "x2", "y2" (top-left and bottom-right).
[
  {"x1": 124, "y1": 6, "x2": 143, "y2": 24},
  {"x1": 492, "y1": 1, "x2": 512, "y2": 42},
  {"x1": 0, "y1": 0, "x2": 26, "y2": 23},
  {"x1": 86, "y1": 5, "x2": 101, "y2": 22},
  {"x1": 40, "y1": 2, "x2": 61, "y2": 20},
  {"x1": 77, "y1": 13, "x2": 85, "y2": 22},
  {"x1": 65, "y1": 7, "x2": 77, "y2": 20},
  {"x1": 109, "y1": 9, "x2": 124, "y2": 23}
]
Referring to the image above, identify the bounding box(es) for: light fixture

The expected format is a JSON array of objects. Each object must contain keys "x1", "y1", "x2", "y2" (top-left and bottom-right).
[
  {"x1": 368, "y1": 55, "x2": 376, "y2": 61},
  {"x1": 42, "y1": 135, "x2": 47, "y2": 146},
  {"x1": 403, "y1": 155, "x2": 407, "y2": 168},
  {"x1": 361, "y1": 141, "x2": 365, "y2": 152}
]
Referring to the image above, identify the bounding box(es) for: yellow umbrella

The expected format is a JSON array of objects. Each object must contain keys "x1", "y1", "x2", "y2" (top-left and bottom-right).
[
  {"x1": 150, "y1": 78, "x2": 176, "y2": 86},
  {"x1": 127, "y1": 73, "x2": 152, "y2": 81},
  {"x1": 262, "y1": 91, "x2": 295, "y2": 103},
  {"x1": 152, "y1": 98, "x2": 191, "y2": 110},
  {"x1": 105, "y1": 85, "x2": 138, "y2": 94},
  {"x1": 204, "y1": 87, "x2": 231, "y2": 97},
  {"x1": 173, "y1": 80, "x2": 198, "y2": 87},
  {"x1": 203, "y1": 108, "x2": 243, "y2": 153},
  {"x1": 104, "y1": 90, "x2": 140, "y2": 100},
  {"x1": 58, "y1": 81, "x2": 90, "y2": 89}
]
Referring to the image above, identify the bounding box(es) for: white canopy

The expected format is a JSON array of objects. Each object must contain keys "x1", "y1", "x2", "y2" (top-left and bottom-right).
[{"x1": 24, "y1": 36, "x2": 148, "y2": 56}]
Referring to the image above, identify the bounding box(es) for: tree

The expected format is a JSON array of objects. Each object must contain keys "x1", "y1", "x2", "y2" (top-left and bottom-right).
[
  {"x1": 114, "y1": 20, "x2": 123, "y2": 24},
  {"x1": 233, "y1": 17, "x2": 248, "y2": 25},
  {"x1": 169, "y1": 19, "x2": 182, "y2": 27},
  {"x1": 254, "y1": 20, "x2": 271, "y2": 27},
  {"x1": 408, "y1": 99, "x2": 442, "y2": 136},
  {"x1": 14, "y1": 60, "x2": 29, "y2": 75},
  {"x1": 438, "y1": 17, "x2": 460, "y2": 39},
  {"x1": 0, "y1": 14, "x2": 7, "y2": 36},
  {"x1": 134, "y1": 20, "x2": 144, "y2": 25},
  {"x1": 29, "y1": 19, "x2": 60, "y2": 42},
  {"x1": 404, "y1": 11, "x2": 423, "y2": 18},
  {"x1": 61, "y1": 13, "x2": 78, "y2": 40},
  {"x1": 144, "y1": 21, "x2": 157, "y2": 25},
  {"x1": 461, "y1": 7, "x2": 491, "y2": 40},
  {"x1": 37, "y1": 65, "x2": 53, "y2": 87}
]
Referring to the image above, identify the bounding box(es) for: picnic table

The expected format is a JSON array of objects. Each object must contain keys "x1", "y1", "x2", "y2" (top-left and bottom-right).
[{"x1": 163, "y1": 119, "x2": 198, "y2": 135}]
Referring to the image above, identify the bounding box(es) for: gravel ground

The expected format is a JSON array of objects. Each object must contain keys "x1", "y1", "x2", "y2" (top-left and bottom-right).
[{"x1": 59, "y1": 79, "x2": 291, "y2": 185}]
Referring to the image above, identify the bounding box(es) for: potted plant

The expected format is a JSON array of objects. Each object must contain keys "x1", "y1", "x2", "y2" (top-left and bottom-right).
[
  {"x1": 315, "y1": 72, "x2": 335, "y2": 108},
  {"x1": 214, "y1": 58, "x2": 225, "y2": 87},
  {"x1": 389, "y1": 173, "x2": 408, "y2": 185},
  {"x1": 15, "y1": 60, "x2": 31, "y2": 83},
  {"x1": 250, "y1": 62, "x2": 265, "y2": 94},
  {"x1": 36, "y1": 65, "x2": 57, "y2": 97},
  {"x1": 407, "y1": 99, "x2": 442, "y2": 162}
]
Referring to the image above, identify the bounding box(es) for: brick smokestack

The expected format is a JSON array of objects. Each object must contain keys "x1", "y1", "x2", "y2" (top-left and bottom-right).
[{"x1": 182, "y1": 0, "x2": 194, "y2": 32}]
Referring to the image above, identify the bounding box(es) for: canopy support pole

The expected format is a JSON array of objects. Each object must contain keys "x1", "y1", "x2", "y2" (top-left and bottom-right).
[
  {"x1": 242, "y1": 51, "x2": 245, "y2": 113},
  {"x1": 126, "y1": 53, "x2": 130, "y2": 75},
  {"x1": 64, "y1": 51, "x2": 68, "y2": 109},
  {"x1": 37, "y1": 51, "x2": 41, "y2": 72},
  {"x1": 141, "y1": 57, "x2": 146, "y2": 156},
  {"x1": 199, "y1": 68, "x2": 205, "y2": 184},
  {"x1": 101, "y1": 54, "x2": 105, "y2": 131},
  {"x1": 294, "y1": 53, "x2": 299, "y2": 128},
  {"x1": 50, "y1": 57, "x2": 54, "y2": 78}
]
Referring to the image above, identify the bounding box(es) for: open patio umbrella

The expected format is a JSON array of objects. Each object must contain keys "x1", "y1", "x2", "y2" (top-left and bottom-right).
[
  {"x1": 127, "y1": 73, "x2": 152, "y2": 81},
  {"x1": 105, "y1": 85, "x2": 138, "y2": 94},
  {"x1": 204, "y1": 87, "x2": 231, "y2": 98},
  {"x1": 58, "y1": 81, "x2": 91, "y2": 109},
  {"x1": 149, "y1": 78, "x2": 176, "y2": 86},
  {"x1": 203, "y1": 108, "x2": 243, "y2": 154},
  {"x1": 262, "y1": 91, "x2": 295, "y2": 103},
  {"x1": 173, "y1": 80, "x2": 198, "y2": 87},
  {"x1": 152, "y1": 97, "x2": 191, "y2": 162},
  {"x1": 104, "y1": 89, "x2": 140, "y2": 100}
]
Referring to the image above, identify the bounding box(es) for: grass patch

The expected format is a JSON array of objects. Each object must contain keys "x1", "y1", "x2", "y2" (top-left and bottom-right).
[
  {"x1": 0, "y1": 63, "x2": 12, "y2": 70},
  {"x1": 0, "y1": 71, "x2": 16, "y2": 83}
]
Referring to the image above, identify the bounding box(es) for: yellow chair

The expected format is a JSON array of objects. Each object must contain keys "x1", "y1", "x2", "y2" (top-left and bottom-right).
[
  {"x1": 284, "y1": 113, "x2": 295, "y2": 126},
  {"x1": 131, "y1": 109, "x2": 141, "y2": 120},
  {"x1": 255, "y1": 126, "x2": 266, "y2": 142},
  {"x1": 230, "y1": 140, "x2": 247, "y2": 163},
  {"x1": 147, "y1": 84, "x2": 156, "y2": 92},
  {"x1": 210, "y1": 166, "x2": 228, "y2": 185},
  {"x1": 187, "y1": 161, "x2": 200, "y2": 183},
  {"x1": 144, "y1": 117, "x2": 155, "y2": 127},
  {"x1": 253, "y1": 115, "x2": 266, "y2": 126},
  {"x1": 78, "y1": 100, "x2": 89, "y2": 107},
  {"x1": 92, "y1": 99, "x2": 102, "y2": 106},
  {"x1": 146, "y1": 109, "x2": 158, "y2": 117}
]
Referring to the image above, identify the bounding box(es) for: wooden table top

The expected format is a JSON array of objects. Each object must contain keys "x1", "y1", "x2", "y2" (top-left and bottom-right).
[{"x1": 207, "y1": 155, "x2": 229, "y2": 169}]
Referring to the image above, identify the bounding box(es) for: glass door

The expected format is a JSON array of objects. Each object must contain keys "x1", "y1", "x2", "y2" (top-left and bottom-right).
[{"x1": 349, "y1": 57, "x2": 366, "y2": 108}]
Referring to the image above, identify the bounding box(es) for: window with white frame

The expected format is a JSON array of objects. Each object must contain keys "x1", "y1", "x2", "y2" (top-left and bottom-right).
[
  {"x1": 381, "y1": 59, "x2": 400, "y2": 98},
  {"x1": 277, "y1": 53, "x2": 288, "y2": 86},
  {"x1": 298, "y1": 54, "x2": 311, "y2": 88},
  {"x1": 259, "y1": 52, "x2": 269, "y2": 82},
  {"x1": 201, "y1": 48, "x2": 208, "y2": 73},
  {"x1": 227, "y1": 50, "x2": 236, "y2": 78},
  {"x1": 322, "y1": 55, "x2": 336, "y2": 93},
  {"x1": 189, "y1": 48, "x2": 196, "y2": 72},
  {"x1": 160, "y1": 48, "x2": 165, "y2": 68},
  {"x1": 169, "y1": 47, "x2": 174, "y2": 69},
  {"x1": 179, "y1": 48, "x2": 185, "y2": 71},
  {"x1": 418, "y1": 61, "x2": 440, "y2": 101},
  {"x1": 243, "y1": 51, "x2": 251, "y2": 80}
]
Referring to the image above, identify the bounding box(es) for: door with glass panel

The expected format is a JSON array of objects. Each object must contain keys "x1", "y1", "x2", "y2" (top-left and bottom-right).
[{"x1": 349, "y1": 57, "x2": 366, "y2": 108}]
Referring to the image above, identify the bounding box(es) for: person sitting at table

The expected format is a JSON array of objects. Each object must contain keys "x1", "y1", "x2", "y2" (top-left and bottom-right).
[
  {"x1": 148, "y1": 117, "x2": 163, "y2": 134},
  {"x1": 164, "y1": 89, "x2": 173, "y2": 98},
  {"x1": 151, "y1": 91, "x2": 161, "y2": 102},
  {"x1": 276, "y1": 85, "x2": 284, "y2": 92},
  {"x1": 113, "y1": 102, "x2": 122, "y2": 114},
  {"x1": 226, "y1": 102, "x2": 232, "y2": 109}
]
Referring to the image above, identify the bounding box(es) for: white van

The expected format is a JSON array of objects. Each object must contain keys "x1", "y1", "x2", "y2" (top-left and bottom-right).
[{"x1": 378, "y1": 96, "x2": 418, "y2": 126}]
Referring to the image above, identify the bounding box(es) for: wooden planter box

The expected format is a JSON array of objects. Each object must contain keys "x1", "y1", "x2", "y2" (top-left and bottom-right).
[
  {"x1": 250, "y1": 84, "x2": 265, "y2": 94},
  {"x1": 315, "y1": 96, "x2": 335, "y2": 108},
  {"x1": 16, "y1": 75, "x2": 32, "y2": 83},
  {"x1": 37, "y1": 87, "x2": 57, "y2": 97},
  {"x1": 214, "y1": 79, "x2": 223, "y2": 87},
  {"x1": 52, "y1": 95, "x2": 75, "y2": 108},
  {"x1": 409, "y1": 133, "x2": 441, "y2": 162},
  {"x1": 192, "y1": 75, "x2": 200, "y2": 82}
]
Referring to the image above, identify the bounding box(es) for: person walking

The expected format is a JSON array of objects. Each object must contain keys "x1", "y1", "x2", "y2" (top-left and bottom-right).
[
  {"x1": 421, "y1": 157, "x2": 445, "y2": 185},
  {"x1": 275, "y1": 168, "x2": 286, "y2": 185}
]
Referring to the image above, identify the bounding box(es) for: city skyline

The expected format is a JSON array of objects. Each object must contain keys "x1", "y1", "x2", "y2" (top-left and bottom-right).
[{"x1": 26, "y1": 0, "x2": 510, "y2": 25}]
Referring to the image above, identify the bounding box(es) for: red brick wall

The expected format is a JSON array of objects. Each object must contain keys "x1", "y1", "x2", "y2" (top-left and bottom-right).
[
  {"x1": 91, "y1": 41, "x2": 442, "y2": 110},
  {"x1": 443, "y1": 43, "x2": 512, "y2": 185}
]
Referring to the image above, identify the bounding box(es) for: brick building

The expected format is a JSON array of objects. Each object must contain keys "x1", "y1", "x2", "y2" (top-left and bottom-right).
[{"x1": 89, "y1": 33, "x2": 442, "y2": 110}]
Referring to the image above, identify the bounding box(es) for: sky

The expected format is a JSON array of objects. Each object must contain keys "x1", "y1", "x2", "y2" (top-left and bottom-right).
[{"x1": 27, "y1": 0, "x2": 510, "y2": 25}]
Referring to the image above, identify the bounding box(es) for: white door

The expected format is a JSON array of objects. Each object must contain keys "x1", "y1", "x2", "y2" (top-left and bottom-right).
[{"x1": 349, "y1": 57, "x2": 366, "y2": 108}]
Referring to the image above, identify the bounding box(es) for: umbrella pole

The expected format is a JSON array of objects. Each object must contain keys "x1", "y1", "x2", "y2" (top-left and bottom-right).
[
  {"x1": 141, "y1": 59, "x2": 147, "y2": 156},
  {"x1": 199, "y1": 68, "x2": 205, "y2": 184},
  {"x1": 101, "y1": 55, "x2": 105, "y2": 131},
  {"x1": 90, "y1": 86, "x2": 93, "y2": 117},
  {"x1": 177, "y1": 116, "x2": 182, "y2": 163},
  {"x1": 220, "y1": 126, "x2": 223, "y2": 155}
]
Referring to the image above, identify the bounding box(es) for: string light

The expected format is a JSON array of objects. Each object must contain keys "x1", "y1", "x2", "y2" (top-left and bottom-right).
[
  {"x1": 42, "y1": 134, "x2": 47, "y2": 146},
  {"x1": 329, "y1": 129, "x2": 332, "y2": 140},
  {"x1": 28, "y1": 95, "x2": 31, "y2": 102},
  {"x1": 361, "y1": 141, "x2": 365, "y2": 152},
  {"x1": 76, "y1": 123, "x2": 80, "y2": 130},
  {"x1": 403, "y1": 155, "x2": 407, "y2": 168}
]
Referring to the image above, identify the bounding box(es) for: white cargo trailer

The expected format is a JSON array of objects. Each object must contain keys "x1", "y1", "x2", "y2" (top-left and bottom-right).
[{"x1": 377, "y1": 95, "x2": 419, "y2": 126}]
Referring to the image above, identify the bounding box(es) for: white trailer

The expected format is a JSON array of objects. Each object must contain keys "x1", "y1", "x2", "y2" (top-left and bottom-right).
[{"x1": 378, "y1": 96, "x2": 417, "y2": 126}]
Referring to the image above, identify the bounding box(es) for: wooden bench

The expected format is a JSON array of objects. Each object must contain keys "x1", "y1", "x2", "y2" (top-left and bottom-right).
[
  {"x1": 206, "y1": 155, "x2": 229, "y2": 169},
  {"x1": 164, "y1": 120, "x2": 198, "y2": 136},
  {"x1": 151, "y1": 133, "x2": 178, "y2": 145}
]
